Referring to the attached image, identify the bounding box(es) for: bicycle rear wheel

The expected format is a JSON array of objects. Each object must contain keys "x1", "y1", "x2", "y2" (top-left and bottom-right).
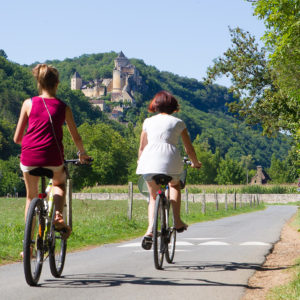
[
  {"x1": 49, "y1": 205, "x2": 67, "y2": 277},
  {"x1": 153, "y1": 194, "x2": 166, "y2": 269},
  {"x1": 23, "y1": 197, "x2": 45, "y2": 286},
  {"x1": 165, "y1": 203, "x2": 176, "y2": 263}
]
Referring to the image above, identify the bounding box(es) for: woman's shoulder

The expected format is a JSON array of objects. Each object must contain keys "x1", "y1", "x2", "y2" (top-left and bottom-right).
[{"x1": 166, "y1": 114, "x2": 184, "y2": 124}]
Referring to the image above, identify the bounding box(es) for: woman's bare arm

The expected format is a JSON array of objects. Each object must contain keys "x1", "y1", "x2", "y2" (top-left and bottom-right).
[
  {"x1": 65, "y1": 106, "x2": 89, "y2": 162},
  {"x1": 138, "y1": 130, "x2": 148, "y2": 159},
  {"x1": 13, "y1": 99, "x2": 31, "y2": 144},
  {"x1": 181, "y1": 128, "x2": 202, "y2": 168}
]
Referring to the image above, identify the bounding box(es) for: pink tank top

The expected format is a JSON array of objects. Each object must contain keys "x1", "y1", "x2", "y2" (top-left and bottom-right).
[{"x1": 21, "y1": 96, "x2": 67, "y2": 166}]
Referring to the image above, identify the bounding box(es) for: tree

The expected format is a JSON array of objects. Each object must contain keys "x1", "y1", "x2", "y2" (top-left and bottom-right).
[
  {"x1": 63, "y1": 122, "x2": 132, "y2": 189},
  {"x1": 216, "y1": 156, "x2": 245, "y2": 184},
  {"x1": 240, "y1": 155, "x2": 253, "y2": 184},
  {"x1": 205, "y1": 27, "x2": 299, "y2": 136},
  {"x1": 0, "y1": 156, "x2": 25, "y2": 196},
  {"x1": 0, "y1": 49, "x2": 7, "y2": 59}
]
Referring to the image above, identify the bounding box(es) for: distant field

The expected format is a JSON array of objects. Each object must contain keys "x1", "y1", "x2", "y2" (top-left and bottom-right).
[
  {"x1": 82, "y1": 183, "x2": 298, "y2": 194},
  {"x1": 0, "y1": 197, "x2": 265, "y2": 265}
]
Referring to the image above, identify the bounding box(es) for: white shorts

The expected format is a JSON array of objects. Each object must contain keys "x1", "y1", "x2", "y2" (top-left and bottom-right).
[
  {"x1": 143, "y1": 173, "x2": 181, "y2": 182},
  {"x1": 20, "y1": 163, "x2": 64, "y2": 173}
]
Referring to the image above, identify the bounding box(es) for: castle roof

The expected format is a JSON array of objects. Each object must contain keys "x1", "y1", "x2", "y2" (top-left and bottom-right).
[
  {"x1": 72, "y1": 71, "x2": 81, "y2": 78},
  {"x1": 118, "y1": 51, "x2": 126, "y2": 58}
]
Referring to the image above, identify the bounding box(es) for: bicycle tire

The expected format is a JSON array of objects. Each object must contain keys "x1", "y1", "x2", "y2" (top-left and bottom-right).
[
  {"x1": 49, "y1": 205, "x2": 67, "y2": 277},
  {"x1": 165, "y1": 202, "x2": 176, "y2": 263},
  {"x1": 23, "y1": 197, "x2": 45, "y2": 286},
  {"x1": 153, "y1": 194, "x2": 166, "y2": 269}
]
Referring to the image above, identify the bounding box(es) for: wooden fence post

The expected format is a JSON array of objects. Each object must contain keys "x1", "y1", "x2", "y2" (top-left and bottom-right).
[
  {"x1": 202, "y1": 191, "x2": 206, "y2": 215},
  {"x1": 250, "y1": 194, "x2": 252, "y2": 207},
  {"x1": 239, "y1": 193, "x2": 242, "y2": 208},
  {"x1": 128, "y1": 182, "x2": 133, "y2": 220},
  {"x1": 185, "y1": 187, "x2": 189, "y2": 214},
  {"x1": 225, "y1": 192, "x2": 228, "y2": 211},
  {"x1": 234, "y1": 190, "x2": 237, "y2": 210},
  {"x1": 257, "y1": 194, "x2": 260, "y2": 206},
  {"x1": 215, "y1": 191, "x2": 219, "y2": 211},
  {"x1": 66, "y1": 178, "x2": 72, "y2": 229}
]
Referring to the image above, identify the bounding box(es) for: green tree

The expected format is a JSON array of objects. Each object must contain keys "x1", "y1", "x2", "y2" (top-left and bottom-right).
[
  {"x1": 0, "y1": 156, "x2": 25, "y2": 196},
  {"x1": 63, "y1": 122, "x2": 131, "y2": 189},
  {"x1": 0, "y1": 49, "x2": 7, "y2": 59},
  {"x1": 216, "y1": 156, "x2": 245, "y2": 184},
  {"x1": 187, "y1": 138, "x2": 220, "y2": 184}
]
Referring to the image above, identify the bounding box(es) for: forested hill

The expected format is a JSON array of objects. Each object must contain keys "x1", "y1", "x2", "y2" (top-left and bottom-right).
[
  {"x1": 0, "y1": 51, "x2": 294, "y2": 194},
  {"x1": 42, "y1": 51, "x2": 290, "y2": 163}
]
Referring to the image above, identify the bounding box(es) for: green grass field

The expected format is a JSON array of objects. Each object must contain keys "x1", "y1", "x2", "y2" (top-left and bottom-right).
[{"x1": 0, "y1": 197, "x2": 265, "y2": 265}]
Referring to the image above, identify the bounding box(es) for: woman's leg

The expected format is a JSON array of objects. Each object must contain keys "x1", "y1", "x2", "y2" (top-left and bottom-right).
[
  {"x1": 52, "y1": 168, "x2": 66, "y2": 214},
  {"x1": 169, "y1": 180, "x2": 187, "y2": 229},
  {"x1": 145, "y1": 180, "x2": 160, "y2": 236},
  {"x1": 23, "y1": 172, "x2": 39, "y2": 222}
]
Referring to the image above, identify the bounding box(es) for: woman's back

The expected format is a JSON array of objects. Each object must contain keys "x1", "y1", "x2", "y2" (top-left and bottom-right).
[
  {"x1": 137, "y1": 113, "x2": 186, "y2": 175},
  {"x1": 21, "y1": 96, "x2": 66, "y2": 167},
  {"x1": 144, "y1": 114, "x2": 185, "y2": 146}
]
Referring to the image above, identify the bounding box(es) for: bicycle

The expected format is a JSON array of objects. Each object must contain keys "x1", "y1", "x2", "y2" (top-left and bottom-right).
[
  {"x1": 138, "y1": 158, "x2": 191, "y2": 270},
  {"x1": 23, "y1": 159, "x2": 90, "y2": 286}
]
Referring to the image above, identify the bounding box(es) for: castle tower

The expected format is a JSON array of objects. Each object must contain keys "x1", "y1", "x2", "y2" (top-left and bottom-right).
[
  {"x1": 71, "y1": 71, "x2": 82, "y2": 90},
  {"x1": 112, "y1": 69, "x2": 122, "y2": 93},
  {"x1": 114, "y1": 51, "x2": 129, "y2": 69}
]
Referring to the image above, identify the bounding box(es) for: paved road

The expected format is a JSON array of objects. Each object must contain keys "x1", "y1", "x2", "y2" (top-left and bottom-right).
[{"x1": 0, "y1": 206, "x2": 297, "y2": 300}]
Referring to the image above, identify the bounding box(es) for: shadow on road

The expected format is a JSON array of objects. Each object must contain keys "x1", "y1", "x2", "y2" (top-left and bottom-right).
[
  {"x1": 163, "y1": 260, "x2": 289, "y2": 273},
  {"x1": 40, "y1": 272, "x2": 255, "y2": 289},
  {"x1": 38, "y1": 260, "x2": 291, "y2": 290}
]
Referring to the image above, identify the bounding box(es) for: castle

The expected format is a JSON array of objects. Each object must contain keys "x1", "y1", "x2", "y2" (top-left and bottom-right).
[{"x1": 71, "y1": 51, "x2": 141, "y2": 104}]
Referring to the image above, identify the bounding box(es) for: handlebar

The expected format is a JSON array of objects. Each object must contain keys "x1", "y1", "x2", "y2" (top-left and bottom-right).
[
  {"x1": 64, "y1": 158, "x2": 93, "y2": 165},
  {"x1": 183, "y1": 156, "x2": 192, "y2": 166}
]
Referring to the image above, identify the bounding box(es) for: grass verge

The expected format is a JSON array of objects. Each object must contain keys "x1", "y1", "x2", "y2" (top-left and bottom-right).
[
  {"x1": 0, "y1": 197, "x2": 265, "y2": 265},
  {"x1": 266, "y1": 210, "x2": 300, "y2": 300}
]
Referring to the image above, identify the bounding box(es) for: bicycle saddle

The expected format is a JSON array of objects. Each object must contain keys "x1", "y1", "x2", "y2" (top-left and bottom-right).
[
  {"x1": 29, "y1": 167, "x2": 54, "y2": 178},
  {"x1": 152, "y1": 174, "x2": 173, "y2": 185}
]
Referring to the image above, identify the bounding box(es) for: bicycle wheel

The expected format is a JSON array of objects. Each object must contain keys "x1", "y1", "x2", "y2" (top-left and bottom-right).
[
  {"x1": 49, "y1": 206, "x2": 67, "y2": 277},
  {"x1": 165, "y1": 203, "x2": 176, "y2": 263},
  {"x1": 23, "y1": 197, "x2": 45, "y2": 286},
  {"x1": 153, "y1": 194, "x2": 166, "y2": 270}
]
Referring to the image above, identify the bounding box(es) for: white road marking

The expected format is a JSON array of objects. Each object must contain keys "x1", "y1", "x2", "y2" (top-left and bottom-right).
[
  {"x1": 118, "y1": 243, "x2": 141, "y2": 248},
  {"x1": 199, "y1": 241, "x2": 230, "y2": 246},
  {"x1": 176, "y1": 241, "x2": 194, "y2": 246},
  {"x1": 133, "y1": 249, "x2": 191, "y2": 253},
  {"x1": 184, "y1": 237, "x2": 225, "y2": 240},
  {"x1": 118, "y1": 241, "x2": 272, "y2": 248},
  {"x1": 240, "y1": 241, "x2": 270, "y2": 246}
]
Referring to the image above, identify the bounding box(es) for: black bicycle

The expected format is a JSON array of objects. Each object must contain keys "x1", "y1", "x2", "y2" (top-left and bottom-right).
[
  {"x1": 152, "y1": 157, "x2": 191, "y2": 270},
  {"x1": 23, "y1": 159, "x2": 90, "y2": 286}
]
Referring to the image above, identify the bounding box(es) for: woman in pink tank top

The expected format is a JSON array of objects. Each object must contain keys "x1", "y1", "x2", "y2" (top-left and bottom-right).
[{"x1": 14, "y1": 64, "x2": 90, "y2": 243}]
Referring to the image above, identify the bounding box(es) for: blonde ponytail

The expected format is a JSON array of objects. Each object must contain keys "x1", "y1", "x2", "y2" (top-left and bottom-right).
[{"x1": 32, "y1": 64, "x2": 59, "y2": 96}]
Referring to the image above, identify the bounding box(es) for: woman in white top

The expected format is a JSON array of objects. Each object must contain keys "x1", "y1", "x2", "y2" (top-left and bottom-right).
[{"x1": 137, "y1": 91, "x2": 201, "y2": 250}]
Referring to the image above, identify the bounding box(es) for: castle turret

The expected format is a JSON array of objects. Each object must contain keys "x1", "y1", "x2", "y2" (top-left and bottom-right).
[
  {"x1": 71, "y1": 71, "x2": 82, "y2": 90},
  {"x1": 114, "y1": 51, "x2": 129, "y2": 69},
  {"x1": 112, "y1": 69, "x2": 122, "y2": 93}
]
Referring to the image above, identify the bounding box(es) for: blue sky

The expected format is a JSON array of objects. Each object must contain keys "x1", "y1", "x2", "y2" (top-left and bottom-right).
[{"x1": 0, "y1": 0, "x2": 265, "y2": 87}]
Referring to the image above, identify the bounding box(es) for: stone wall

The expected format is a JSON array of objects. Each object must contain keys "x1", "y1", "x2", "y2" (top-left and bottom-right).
[{"x1": 72, "y1": 193, "x2": 300, "y2": 203}]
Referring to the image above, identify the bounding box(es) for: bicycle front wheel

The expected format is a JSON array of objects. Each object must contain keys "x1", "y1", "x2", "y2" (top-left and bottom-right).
[
  {"x1": 49, "y1": 206, "x2": 67, "y2": 277},
  {"x1": 23, "y1": 197, "x2": 45, "y2": 286},
  {"x1": 153, "y1": 194, "x2": 166, "y2": 270},
  {"x1": 165, "y1": 202, "x2": 176, "y2": 263}
]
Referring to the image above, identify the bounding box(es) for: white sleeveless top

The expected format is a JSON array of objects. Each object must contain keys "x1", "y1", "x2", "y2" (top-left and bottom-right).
[{"x1": 136, "y1": 114, "x2": 186, "y2": 175}]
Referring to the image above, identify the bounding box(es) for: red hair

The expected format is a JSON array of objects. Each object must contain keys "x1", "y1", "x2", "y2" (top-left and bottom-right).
[{"x1": 148, "y1": 91, "x2": 179, "y2": 114}]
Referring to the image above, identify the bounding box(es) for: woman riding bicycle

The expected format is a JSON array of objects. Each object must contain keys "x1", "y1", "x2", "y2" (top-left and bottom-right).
[
  {"x1": 14, "y1": 64, "x2": 90, "y2": 242},
  {"x1": 136, "y1": 90, "x2": 201, "y2": 249}
]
